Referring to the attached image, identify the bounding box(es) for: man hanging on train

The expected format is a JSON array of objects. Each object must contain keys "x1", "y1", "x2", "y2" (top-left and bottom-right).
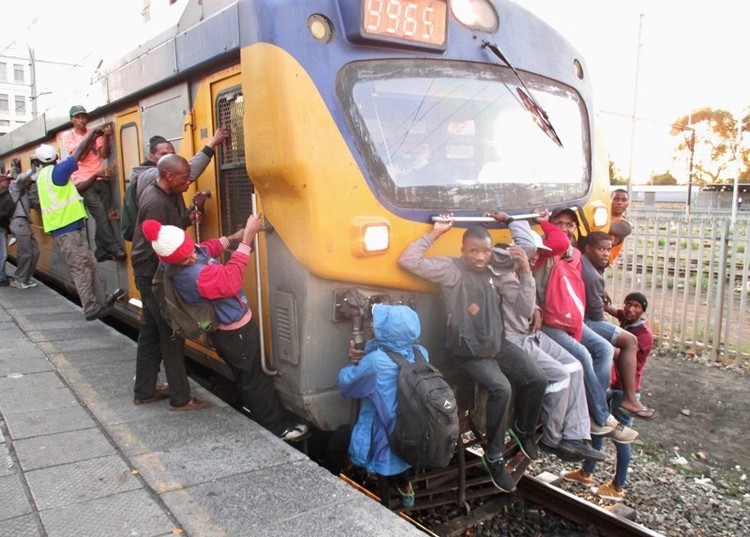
[
  {"x1": 61, "y1": 105, "x2": 125, "y2": 262},
  {"x1": 34, "y1": 131, "x2": 125, "y2": 320}
]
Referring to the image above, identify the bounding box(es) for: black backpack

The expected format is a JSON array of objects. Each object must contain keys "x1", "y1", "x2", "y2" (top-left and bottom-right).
[
  {"x1": 386, "y1": 347, "x2": 459, "y2": 470},
  {"x1": 120, "y1": 169, "x2": 141, "y2": 241},
  {"x1": 151, "y1": 262, "x2": 219, "y2": 340},
  {"x1": 0, "y1": 190, "x2": 18, "y2": 230}
]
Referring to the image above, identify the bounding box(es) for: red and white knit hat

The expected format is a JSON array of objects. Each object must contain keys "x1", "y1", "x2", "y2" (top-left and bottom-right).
[{"x1": 141, "y1": 219, "x2": 195, "y2": 264}]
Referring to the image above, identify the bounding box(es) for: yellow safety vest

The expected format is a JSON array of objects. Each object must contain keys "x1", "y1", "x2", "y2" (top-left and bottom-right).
[{"x1": 37, "y1": 165, "x2": 87, "y2": 233}]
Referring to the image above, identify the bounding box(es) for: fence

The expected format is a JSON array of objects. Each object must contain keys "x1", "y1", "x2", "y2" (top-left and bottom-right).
[{"x1": 606, "y1": 209, "x2": 750, "y2": 369}]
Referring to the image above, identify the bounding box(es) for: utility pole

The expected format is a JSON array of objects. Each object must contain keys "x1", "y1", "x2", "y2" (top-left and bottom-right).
[{"x1": 626, "y1": 12, "x2": 644, "y2": 201}]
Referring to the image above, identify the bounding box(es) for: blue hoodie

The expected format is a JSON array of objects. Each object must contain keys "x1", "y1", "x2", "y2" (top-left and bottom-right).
[{"x1": 338, "y1": 304, "x2": 428, "y2": 476}]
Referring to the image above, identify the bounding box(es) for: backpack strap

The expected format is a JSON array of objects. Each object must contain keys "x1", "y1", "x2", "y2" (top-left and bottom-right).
[{"x1": 385, "y1": 350, "x2": 408, "y2": 368}]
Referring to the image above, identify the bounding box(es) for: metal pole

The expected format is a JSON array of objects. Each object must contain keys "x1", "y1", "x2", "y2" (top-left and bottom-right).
[
  {"x1": 626, "y1": 13, "x2": 644, "y2": 199},
  {"x1": 730, "y1": 118, "x2": 742, "y2": 227},
  {"x1": 686, "y1": 129, "x2": 695, "y2": 216}
]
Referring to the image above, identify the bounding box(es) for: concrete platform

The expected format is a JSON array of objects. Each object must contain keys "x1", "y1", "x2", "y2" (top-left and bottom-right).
[{"x1": 0, "y1": 276, "x2": 424, "y2": 537}]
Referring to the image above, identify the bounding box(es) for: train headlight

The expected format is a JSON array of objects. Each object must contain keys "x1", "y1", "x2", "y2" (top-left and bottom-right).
[
  {"x1": 452, "y1": 0, "x2": 499, "y2": 32},
  {"x1": 351, "y1": 217, "x2": 390, "y2": 255},
  {"x1": 592, "y1": 205, "x2": 609, "y2": 228}
]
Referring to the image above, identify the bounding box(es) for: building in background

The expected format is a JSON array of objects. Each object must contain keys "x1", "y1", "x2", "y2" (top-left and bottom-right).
[{"x1": 0, "y1": 42, "x2": 32, "y2": 136}]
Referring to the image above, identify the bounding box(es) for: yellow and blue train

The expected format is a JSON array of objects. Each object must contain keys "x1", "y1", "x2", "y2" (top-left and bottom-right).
[{"x1": 0, "y1": 0, "x2": 611, "y2": 431}]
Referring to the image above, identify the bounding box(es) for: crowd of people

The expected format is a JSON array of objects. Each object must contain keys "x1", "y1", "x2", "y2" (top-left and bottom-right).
[{"x1": 1, "y1": 111, "x2": 650, "y2": 507}]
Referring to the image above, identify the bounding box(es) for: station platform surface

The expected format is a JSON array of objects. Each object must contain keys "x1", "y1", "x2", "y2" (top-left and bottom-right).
[{"x1": 0, "y1": 275, "x2": 424, "y2": 537}]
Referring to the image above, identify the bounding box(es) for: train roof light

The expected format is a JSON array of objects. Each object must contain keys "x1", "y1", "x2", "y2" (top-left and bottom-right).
[
  {"x1": 592, "y1": 205, "x2": 609, "y2": 228},
  {"x1": 452, "y1": 0, "x2": 499, "y2": 33},
  {"x1": 363, "y1": 224, "x2": 389, "y2": 253}
]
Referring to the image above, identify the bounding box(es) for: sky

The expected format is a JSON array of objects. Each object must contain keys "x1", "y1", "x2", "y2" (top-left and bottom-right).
[
  {"x1": 5, "y1": 0, "x2": 748, "y2": 184},
  {"x1": 514, "y1": 0, "x2": 750, "y2": 183}
]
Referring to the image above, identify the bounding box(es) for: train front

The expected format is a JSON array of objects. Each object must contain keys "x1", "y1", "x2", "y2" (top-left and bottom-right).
[{"x1": 237, "y1": 0, "x2": 609, "y2": 430}]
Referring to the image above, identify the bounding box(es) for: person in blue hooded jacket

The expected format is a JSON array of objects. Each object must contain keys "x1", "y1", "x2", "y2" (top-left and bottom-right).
[{"x1": 337, "y1": 304, "x2": 425, "y2": 508}]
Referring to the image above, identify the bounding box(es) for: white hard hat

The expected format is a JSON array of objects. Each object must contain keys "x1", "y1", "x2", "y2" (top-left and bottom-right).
[
  {"x1": 35, "y1": 144, "x2": 58, "y2": 164},
  {"x1": 530, "y1": 230, "x2": 551, "y2": 251}
]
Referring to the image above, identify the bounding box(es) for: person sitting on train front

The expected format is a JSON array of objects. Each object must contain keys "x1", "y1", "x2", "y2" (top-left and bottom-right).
[
  {"x1": 580, "y1": 231, "x2": 656, "y2": 420},
  {"x1": 399, "y1": 214, "x2": 547, "y2": 493},
  {"x1": 337, "y1": 304, "x2": 423, "y2": 507},
  {"x1": 533, "y1": 209, "x2": 639, "y2": 444},
  {"x1": 492, "y1": 213, "x2": 605, "y2": 463},
  {"x1": 140, "y1": 215, "x2": 308, "y2": 440},
  {"x1": 563, "y1": 292, "x2": 654, "y2": 502}
]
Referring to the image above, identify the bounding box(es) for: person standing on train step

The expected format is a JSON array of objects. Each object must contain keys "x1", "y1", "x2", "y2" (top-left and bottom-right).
[
  {"x1": 121, "y1": 128, "x2": 229, "y2": 242},
  {"x1": 7, "y1": 166, "x2": 40, "y2": 289},
  {"x1": 563, "y1": 292, "x2": 654, "y2": 502},
  {"x1": 131, "y1": 154, "x2": 215, "y2": 411},
  {"x1": 61, "y1": 105, "x2": 125, "y2": 262},
  {"x1": 338, "y1": 304, "x2": 427, "y2": 507},
  {"x1": 581, "y1": 231, "x2": 656, "y2": 420},
  {"x1": 399, "y1": 214, "x2": 547, "y2": 493},
  {"x1": 140, "y1": 215, "x2": 308, "y2": 439},
  {"x1": 34, "y1": 134, "x2": 125, "y2": 320},
  {"x1": 608, "y1": 189, "x2": 631, "y2": 265}
]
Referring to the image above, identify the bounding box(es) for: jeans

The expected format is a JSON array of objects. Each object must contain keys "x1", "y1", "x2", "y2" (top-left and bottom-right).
[
  {"x1": 0, "y1": 227, "x2": 6, "y2": 281},
  {"x1": 133, "y1": 275, "x2": 191, "y2": 407},
  {"x1": 583, "y1": 390, "x2": 634, "y2": 487},
  {"x1": 210, "y1": 319, "x2": 289, "y2": 436},
  {"x1": 448, "y1": 340, "x2": 547, "y2": 460},
  {"x1": 585, "y1": 319, "x2": 623, "y2": 345},
  {"x1": 541, "y1": 324, "x2": 613, "y2": 426},
  {"x1": 81, "y1": 181, "x2": 121, "y2": 259}
]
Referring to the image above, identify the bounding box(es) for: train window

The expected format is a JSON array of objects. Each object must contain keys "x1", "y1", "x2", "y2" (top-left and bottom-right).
[
  {"x1": 216, "y1": 89, "x2": 253, "y2": 237},
  {"x1": 119, "y1": 123, "x2": 140, "y2": 187},
  {"x1": 337, "y1": 59, "x2": 591, "y2": 211}
]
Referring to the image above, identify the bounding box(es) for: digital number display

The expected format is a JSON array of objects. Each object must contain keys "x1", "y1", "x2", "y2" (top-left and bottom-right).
[{"x1": 362, "y1": 0, "x2": 448, "y2": 48}]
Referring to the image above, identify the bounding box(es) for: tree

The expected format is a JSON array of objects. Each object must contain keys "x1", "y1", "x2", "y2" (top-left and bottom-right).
[
  {"x1": 609, "y1": 160, "x2": 627, "y2": 185},
  {"x1": 650, "y1": 171, "x2": 677, "y2": 185},
  {"x1": 671, "y1": 108, "x2": 750, "y2": 184}
]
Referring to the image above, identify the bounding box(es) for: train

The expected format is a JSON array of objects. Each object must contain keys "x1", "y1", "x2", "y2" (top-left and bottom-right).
[{"x1": 0, "y1": 0, "x2": 611, "y2": 433}]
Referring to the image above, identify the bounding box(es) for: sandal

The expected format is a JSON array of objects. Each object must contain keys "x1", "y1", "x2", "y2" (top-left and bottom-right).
[
  {"x1": 169, "y1": 397, "x2": 213, "y2": 411},
  {"x1": 396, "y1": 482, "x2": 415, "y2": 508},
  {"x1": 619, "y1": 405, "x2": 656, "y2": 420}
]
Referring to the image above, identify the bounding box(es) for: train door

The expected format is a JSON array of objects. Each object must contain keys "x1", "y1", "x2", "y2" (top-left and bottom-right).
[
  {"x1": 115, "y1": 107, "x2": 142, "y2": 304},
  {"x1": 210, "y1": 75, "x2": 270, "y2": 363}
]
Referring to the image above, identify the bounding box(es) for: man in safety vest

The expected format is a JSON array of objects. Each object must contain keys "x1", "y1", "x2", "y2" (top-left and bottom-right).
[{"x1": 35, "y1": 129, "x2": 124, "y2": 320}]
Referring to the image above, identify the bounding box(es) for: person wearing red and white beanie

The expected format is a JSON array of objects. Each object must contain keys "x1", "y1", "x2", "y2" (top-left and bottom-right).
[{"x1": 141, "y1": 214, "x2": 308, "y2": 440}]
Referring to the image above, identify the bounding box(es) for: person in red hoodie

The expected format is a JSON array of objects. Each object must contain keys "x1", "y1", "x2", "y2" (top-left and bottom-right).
[{"x1": 141, "y1": 214, "x2": 308, "y2": 440}]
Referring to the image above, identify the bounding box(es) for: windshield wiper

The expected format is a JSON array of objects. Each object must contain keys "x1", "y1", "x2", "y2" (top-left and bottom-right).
[{"x1": 482, "y1": 40, "x2": 563, "y2": 148}]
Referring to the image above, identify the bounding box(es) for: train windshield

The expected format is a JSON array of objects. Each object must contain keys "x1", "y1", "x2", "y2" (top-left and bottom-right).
[{"x1": 338, "y1": 60, "x2": 590, "y2": 211}]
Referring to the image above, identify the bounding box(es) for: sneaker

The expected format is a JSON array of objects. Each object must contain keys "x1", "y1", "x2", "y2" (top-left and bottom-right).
[
  {"x1": 540, "y1": 440, "x2": 583, "y2": 463},
  {"x1": 556, "y1": 439, "x2": 607, "y2": 462},
  {"x1": 169, "y1": 397, "x2": 213, "y2": 411},
  {"x1": 508, "y1": 426, "x2": 539, "y2": 461},
  {"x1": 103, "y1": 288, "x2": 126, "y2": 309},
  {"x1": 23, "y1": 280, "x2": 38, "y2": 288},
  {"x1": 590, "y1": 418, "x2": 614, "y2": 436},
  {"x1": 133, "y1": 386, "x2": 170, "y2": 405},
  {"x1": 396, "y1": 482, "x2": 415, "y2": 508},
  {"x1": 279, "y1": 423, "x2": 309, "y2": 441},
  {"x1": 10, "y1": 280, "x2": 34, "y2": 290},
  {"x1": 481, "y1": 455, "x2": 516, "y2": 493},
  {"x1": 596, "y1": 481, "x2": 625, "y2": 502},
  {"x1": 604, "y1": 415, "x2": 639, "y2": 444},
  {"x1": 561, "y1": 468, "x2": 594, "y2": 486}
]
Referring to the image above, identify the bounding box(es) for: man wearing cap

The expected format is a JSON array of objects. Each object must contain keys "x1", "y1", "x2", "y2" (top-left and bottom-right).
[
  {"x1": 34, "y1": 130, "x2": 124, "y2": 320},
  {"x1": 62, "y1": 105, "x2": 125, "y2": 262},
  {"x1": 563, "y1": 292, "x2": 653, "y2": 501}
]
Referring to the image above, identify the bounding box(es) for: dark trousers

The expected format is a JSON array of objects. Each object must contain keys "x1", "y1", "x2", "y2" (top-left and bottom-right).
[
  {"x1": 81, "y1": 181, "x2": 121, "y2": 258},
  {"x1": 449, "y1": 341, "x2": 547, "y2": 460},
  {"x1": 133, "y1": 275, "x2": 190, "y2": 407},
  {"x1": 210, "y1": 319, "x2": 288, "y2": 436}
]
